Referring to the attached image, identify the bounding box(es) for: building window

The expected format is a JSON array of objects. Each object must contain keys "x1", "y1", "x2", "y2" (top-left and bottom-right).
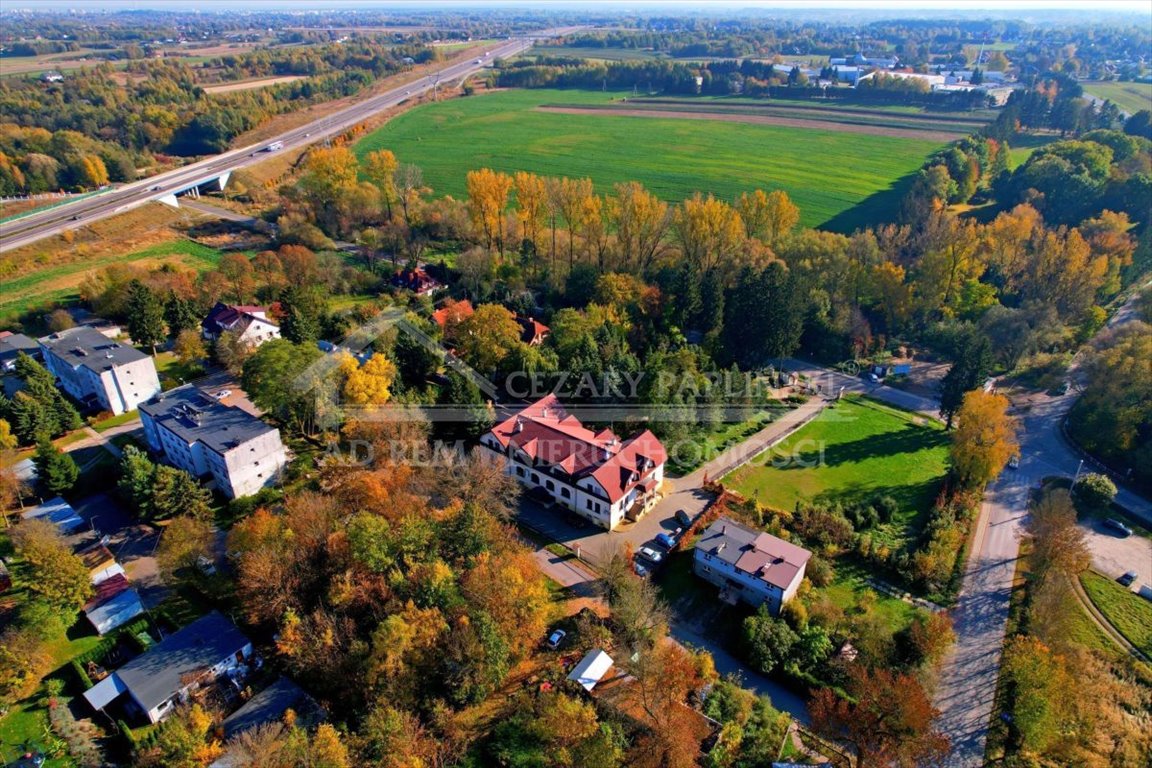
[
  {"x1": 531, "y1": 473, "x2": 540, "y2": 483},
  {"x1": 516, "y1": 467, "x2": 525, "y2": 478},
  {"x1": 585, "y1": 499, "x2": 592, "y2": 510},
  {"x1": 561, "y1": 488, "x2": 570, "y2": 499},
  {"x1": 545, "y1": 480, "x2": 555, "y2": 492}
]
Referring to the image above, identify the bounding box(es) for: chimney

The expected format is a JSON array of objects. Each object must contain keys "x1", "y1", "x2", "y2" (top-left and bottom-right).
[
  {"x1": 716, "y1": 542, "x2": 725, "y2": 554},
  {"x1": 513, "y1": 417, "x2": 524, "y2": 434},
  {"x1": 721, "y1": 524, "x2": 726, "y2": 534}
]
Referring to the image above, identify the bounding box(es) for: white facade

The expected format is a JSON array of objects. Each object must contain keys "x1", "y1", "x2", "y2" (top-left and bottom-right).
[
  {"x1": 39, "y1": 330, "x2": 161, "y2": 416},
  {"x1": 693, "y1": 549, "x2": 805, "y2": 615}
]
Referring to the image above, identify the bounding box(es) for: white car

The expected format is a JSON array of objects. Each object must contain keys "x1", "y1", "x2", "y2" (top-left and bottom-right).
[
  {"x1": 212, "y1": 389, "x2": 232, "y2": 400},
  {"x1": 637, "y1": 546, "x2": 664, "y2": 564}
]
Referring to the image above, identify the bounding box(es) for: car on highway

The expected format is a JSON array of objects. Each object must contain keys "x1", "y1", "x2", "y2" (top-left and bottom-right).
[
  {"x1": 636, "y1": 546, "x2": 664, "y2": 565},
  {"x1": 476, "y1": 58, "x2": 483, "y2": 64},
  {"x1": 1104, "y1": 518, "x2": 1134, "y2": 537},
  {"x1": 545, "y1": 629, "x2": 566, "y2": 649},
  {"x1": 1118, "y1": 571, "x2": 1138, "y2": 587},
  {"x1": 148, "y1": 185, "x2": 162, "y2": 191}
]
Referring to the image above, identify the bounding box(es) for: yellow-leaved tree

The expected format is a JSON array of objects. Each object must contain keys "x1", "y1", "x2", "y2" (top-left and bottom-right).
[
  {"x1": 949, "y1": 390, "x2": 1018, "y2": 489},
  {"x1": 340, "y1": 353, "x2": 397, "y2": 407}
]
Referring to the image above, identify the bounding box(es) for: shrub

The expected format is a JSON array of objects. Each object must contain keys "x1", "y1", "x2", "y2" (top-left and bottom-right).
[
  {"x1": 872, "y1": 495, "x2": 899, "y2": 523},
  {"x1": 70, "y1": 660, "x2": 93, "y2": 691},
  {"x1": 1074, "y1": 473, "x2": 1117, "y2": 510}
]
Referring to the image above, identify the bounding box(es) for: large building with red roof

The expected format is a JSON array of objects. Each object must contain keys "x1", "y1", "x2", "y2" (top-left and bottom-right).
[{"x1": 480, "y1": 394, "x2": 666, "y2": 530}]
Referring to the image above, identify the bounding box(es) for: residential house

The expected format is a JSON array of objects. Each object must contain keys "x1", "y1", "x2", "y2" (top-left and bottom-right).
[
  {"x1": 83, "y1": 574, "x2": 145, "y2": 635},
  {"x1": 480, "y1": 394, "x2": 666, "y2": 530},
  {"x1": 207, "y1": 677, "x2": 323, "y2": 767},
  {"x1": 38, "y1": 326, "x2": 161, "y2": 415},
  {"x1": 693, "y1": 516, "x2": 811, "y2": 616},
  {"x1": 83, "y1": 611, "x2": 253, "y2": 724},
  {"x1": 390, "y1": 267, "x2": 441, "y2": 296},
  {"x1": 0, "y1": 331, "x2": 40, "y2": 372},
  {"x1": 201, "y1": 303, "x2": 281, "y2": 348},
  {"x1": 22, "y1": 496, "x2": 85, "y2": 535},
  {"x1": 41, "y1": 71, "x2": 64, "y2": 83},
  {"x1": 515, "y1": 315, "x2": 550, "y2": 346},
  {"x1": 431, "y1": 298, "x2": 474, "y2": 331},
  {"x1": 139, "y1": 384, "x2": 288, "y2": 499}
]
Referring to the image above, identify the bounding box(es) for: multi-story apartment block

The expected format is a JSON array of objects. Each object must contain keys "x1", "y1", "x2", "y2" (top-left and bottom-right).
[{"x1": 38, "y1": 326, "x2": 161, "y2": 415}]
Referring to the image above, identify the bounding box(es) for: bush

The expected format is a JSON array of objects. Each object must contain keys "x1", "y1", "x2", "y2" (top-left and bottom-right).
[
  {"x1": 1074, "y1": 473, "x2": 1117, "y2": 510},
  {"x1": 806, "y1": 554, "x2": 835, "y2": 587},
  {"x1": 48, "y1": 695, "x2": 105, "y2": 767},
  {"x1": 70, "y1": 660, "x2": 93, "y2": 691},
  {"x1": 872, "y1": 495, "x2": 899, "y2": 523}
]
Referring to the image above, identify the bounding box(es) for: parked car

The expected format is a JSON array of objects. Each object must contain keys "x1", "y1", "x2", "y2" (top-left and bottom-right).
[
  {"x1": 1104, "y1": 518, "x2": 1134, "y2": 537},
  {"x1": 546, "y1": 629, "x2": 567, "y2": 649},
  {"x1": 633, "y1": 561, "x2": 649, "y2": 578},
  {"x1": 1008, "y1": 455, "x2": 1020, "y2": 470},
  {"x1": 1118, "y1": 571, "x2": 1138, "y2": 587},
  {"x1": 212, "y1": 389, "x2": 232, "y2": 400},
  {"x1": 636, "y1": 546, "x2": 664, "y2": 564},
  {"x1": 655, "y1": 532, "x2": 677, "y2": 550},
  {"x1": 675, "y1": 509, "x2": 692, "y2": 527}
]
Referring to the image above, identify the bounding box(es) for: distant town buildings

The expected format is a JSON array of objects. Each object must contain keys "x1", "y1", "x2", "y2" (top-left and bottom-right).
[
  {"x1": 139, "y1": 384, "x2": 288, "y2": 499},
  {"x1": 693, "y1": 516, "x2": 811, "y2": 615},
  {"x1": 481, "y1": 394, "x2": 666, "y2": 530},
  {"x1": 38, "y1": 326, "x2": 161, "y2": 415},
  {"x1": 201, "y1": 302, "x2": 281, "y2": 348}
]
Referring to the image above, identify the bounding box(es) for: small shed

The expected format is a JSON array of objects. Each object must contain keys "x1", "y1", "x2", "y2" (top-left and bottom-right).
[
  {"x1": 79, "y1": 543, "x2": 125, "y2": 585},
  {"x1": 84, "y1": 574, "x2": 144, "y2": 635},
  {"x1": 567, "y1": 649, "x2": 614, "y2": 692}
]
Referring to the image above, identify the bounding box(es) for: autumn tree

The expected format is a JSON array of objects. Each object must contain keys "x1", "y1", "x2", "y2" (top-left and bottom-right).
[
  {"x1": 466, "y1": 168, "x2": 514, "y2": 254},
  {"x1": 673, "y1": 193, "x2": 746, "y2": 274},
  {"x1": 808, "y1": 666, "x2": 949, "y2": 768},
  {"x1": 10, "y1": 519, "x2": 92, "y2": 614},
  {"x1": 461, "y1": 550, "x2": 551, "y2": 658},
  {"x1": 215, "y1": 330, "x2": 254, "y2": 375},
  {"x1": 1027, "y1": 489, "x2": 1090, "y2": 585},
  {"x1": 610, "y1": 181, "x2": 669, "y2": 274},
  {"x1": 340, "y1": 353, "x2": 397, "y2": 407},
  {"x1": 737, "y1": 188, "x2": 799, "y2": 248},
  {"x1": 514, "y1": 171, "x2": 547, "y2": 259},
  {"x1": 156, "y1": 513, "x2": 215, "y2": 583},
  {"x1": 949, "y1": 390, "x2": 1018, "y2": 489},
  {"x1": 455, "y1": 303, "x2": 524, "y2": 375},
  {"x1": 364, "y1": 149, "x2": 400, "y2": 220},
  {"x1": 173, "y1": 328, "x2": 207, "y2": 366}
]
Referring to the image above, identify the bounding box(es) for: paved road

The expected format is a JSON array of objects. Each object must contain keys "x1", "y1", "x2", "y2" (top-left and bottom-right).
[
  {"x1": 781, "y1": 358, "x2": 940, "y2": 418},
  {"x1": 0, "y1": 32, "x2": 566, "y2": 253}
]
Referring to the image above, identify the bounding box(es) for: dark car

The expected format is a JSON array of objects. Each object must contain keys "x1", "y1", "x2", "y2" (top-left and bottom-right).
[
  {"x1": 1104, "y1": 518, "x2": 1134, "y2": 537},
  {"x1": 675, "y1": 509, "x2": 692, "y2": 527},
  {"x1": 1118, "y1": 571, "x2": 1138, "y2": 587},
  {"x1": 655, "y1": 532, "x2": 677, "y2": 550}
]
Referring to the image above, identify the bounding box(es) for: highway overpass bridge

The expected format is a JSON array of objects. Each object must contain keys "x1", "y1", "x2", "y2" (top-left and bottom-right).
[{"x1": 152, "y1": 171, "x2": 232, "y2": 208}]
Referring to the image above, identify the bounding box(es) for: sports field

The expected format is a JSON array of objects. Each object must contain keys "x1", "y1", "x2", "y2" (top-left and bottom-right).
[
  {"x1": 1081, "y1": 81, "x2": 1152, "y2": 116},
  {"x1": 355, "y1": 88, "x2": 948, "y2": 231}
]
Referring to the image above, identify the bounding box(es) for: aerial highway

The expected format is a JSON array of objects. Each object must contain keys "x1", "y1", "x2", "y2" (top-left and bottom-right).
[{"x1": 0, "y1": 33, "x2": 548, "y2": 254}]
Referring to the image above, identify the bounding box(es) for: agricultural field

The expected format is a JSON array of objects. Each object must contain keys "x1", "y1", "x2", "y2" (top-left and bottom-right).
[
  {"x1": 355, "y1": 88, "x2": 949, "y2": 231},
  {"x1": 725, "y1": 396, "x2": 950, "y2": 549},
  {"x1": 527, "y1": 45, "x2": 665, "y2": 61},
  {"x1": 1081, "y1": 80, "x2": 1152, "y2": 116},
  {"x1": 203, "y1": 75, "x2": 306, "y2": 94},
  {"x1": 1080, "y1": 570, "x2": 1152, "y2": 657}
]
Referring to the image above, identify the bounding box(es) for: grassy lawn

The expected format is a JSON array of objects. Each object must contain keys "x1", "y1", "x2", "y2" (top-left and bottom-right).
[
  {"x1": 725, "y1": 396, "x2": 949, "y2": 548},
  {"x1": 355, "y1": 88, "x2": 946, "y2": 232},
  {"x1": 1081, "y1": 81, "x2": 1152, "y2": 115},
  {"x1": 1006, "y1": 132, "x2": 1060, "y2": 170},
  {"x1": 0, "y1": 239, "x2": 228, "y2": 326},
  {"x1": 153, "y1": 351, "x2": 206, "y2": 390},
  {"x1": 821, "y1": 561, "x2": 926, "y2": 635},
  {"x1": 1080, "y1": 570, "x2": 1152, "y2": 657},
  {"x1": 89, "y1": 410, "x2": 140, "y2": 433}
]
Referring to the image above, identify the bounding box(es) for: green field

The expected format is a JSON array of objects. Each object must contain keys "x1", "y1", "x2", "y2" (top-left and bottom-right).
[
  {"x1": 1080, "y1": 570, "x2": 1152, "y2": 657},
  {"x1": 1081, "y1": 81, "x2": 1152, "y2": 116},
  {"x1": 0, "y1": 239, "x2": 230, "y2": 326},
  {"x1": 356, "y1": 88, "x2": 947, "y2": 231},
  {"x1": 527, "y1": 45, "x2": 665, "y2": 61},
  {"x1": 725, "y1": 397, "x2": 949, "y2": 547}
]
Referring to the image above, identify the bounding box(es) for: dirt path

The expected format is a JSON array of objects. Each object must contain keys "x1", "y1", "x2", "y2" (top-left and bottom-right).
[
  {"x1": 203, "y1": 76, "x2": 305, "y2": 94},
  {"x1": 537, "y1": 105, "x2": 966, "y2": 142}
]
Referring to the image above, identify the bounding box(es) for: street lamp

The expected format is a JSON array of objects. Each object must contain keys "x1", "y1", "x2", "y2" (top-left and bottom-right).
[{"x1": 1070, "y1": 459, "x2": 1085, "y2": 490}]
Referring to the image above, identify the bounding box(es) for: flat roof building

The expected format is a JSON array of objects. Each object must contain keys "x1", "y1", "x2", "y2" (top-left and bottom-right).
[
  {"x1": 38, "y1": 326, "x2": 160, "y2": 415},
  {"x1": 139, "y1": 384, "x2": 288, "y2": 499}
]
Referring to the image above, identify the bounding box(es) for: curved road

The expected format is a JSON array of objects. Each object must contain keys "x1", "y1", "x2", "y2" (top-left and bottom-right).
[{"x1": 0, "y1": 32, "x2": 560, "y2": 253}]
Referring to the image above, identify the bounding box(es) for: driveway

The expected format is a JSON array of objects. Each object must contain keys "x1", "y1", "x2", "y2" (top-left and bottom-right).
[
  {"x1": 65, "y1": 492, "x2": 168, "y2": 609},
  {"x1": 189, "y1": 368, "x2": 262, "y2": 416},
  {"x1": 781, "y1": 358, "x2": 940, "y2": 418}
]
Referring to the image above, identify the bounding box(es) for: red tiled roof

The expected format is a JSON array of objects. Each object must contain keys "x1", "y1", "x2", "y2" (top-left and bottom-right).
[
  {"x1": 202, "y1": 302, "x2": 275, "y2": 337},
  {"x1": 432, "y1": 299, "x2": 474, "y2": 329},
  {"x1": 487, "y1": 395, "x2": 666, "y2": 503},
  {"x1": 85, "y1": 573, "x2": 131, "y2": 611},
  {"x1": 515, "y1": 315, "x2": 550, "y2": 345}
]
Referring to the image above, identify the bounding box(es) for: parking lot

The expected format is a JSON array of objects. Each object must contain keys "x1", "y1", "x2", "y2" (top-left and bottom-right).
[
  {"x1": 64, "y1": 492, "x2": 168, "y2": 609},
  {"x1": 516, "y1": 477, "x2": 716, "y2": 571},
  {"x1": 1080, "y1": 514, "x2": 1152, "y2": 585}
]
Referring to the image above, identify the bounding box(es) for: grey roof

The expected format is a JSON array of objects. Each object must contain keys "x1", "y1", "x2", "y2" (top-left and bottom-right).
[
  {"x1": 38, "y1": 326, "x2": 148, "y2": 373},
  {"x1": 697, "y1": 516, "x2": 811, "y2": 592},
  {"x1": 221, "y1": 677, "x2": 320, "y2": 739},
  {"x1": 140, "y1": 384, "x2": 275, "y2": 454},
  {"x1": 0, "y1": 332, "x2": 39, "y2": 362},
  {"x1": 115, "y1": 611, "x2": 249, "y2": 713}
]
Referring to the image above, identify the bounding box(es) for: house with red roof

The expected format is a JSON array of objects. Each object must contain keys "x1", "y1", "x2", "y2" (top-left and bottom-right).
[
  {"x1": 391, "y1": 267, "x2": 441, "y2": 296},
  {"x1": 693, "y1": 516, "x2": 811, "y2": 616},
  {"x1": 432, "y1": 299, "x2": 474, "y2": 332},
  {"x1": 515, "y1": 315, "x2": 550, "y2": 346},
  {"x1": 201, "y1": 303, "x2": 280, "y2": 348},
  {"x1": 480, "y1": 394, "x2": 666, "y2": 530}
]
